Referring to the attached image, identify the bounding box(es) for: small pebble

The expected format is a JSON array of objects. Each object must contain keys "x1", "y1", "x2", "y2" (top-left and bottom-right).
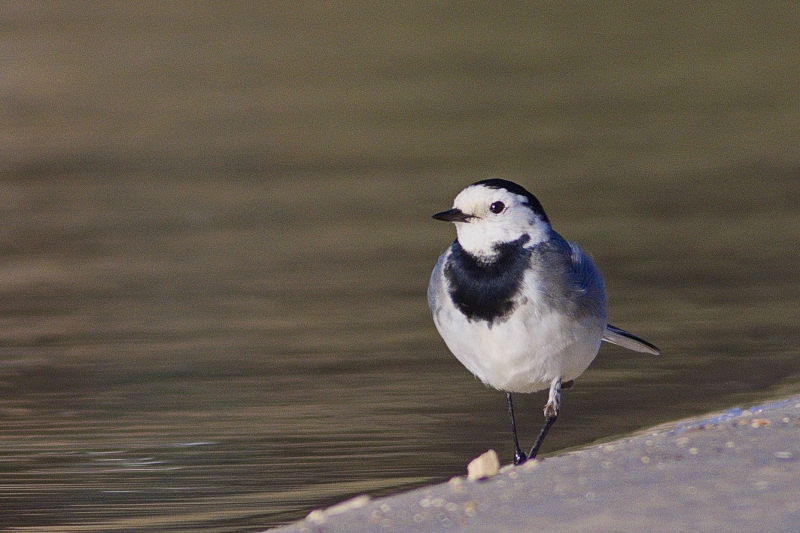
[
  {"x1": 750, "y1": 418, "x2": 771, "y2": 428},
  {"x1": 448, "y1": 476, "x2": 465, "y2": 493},
  {"x1": 307, "y1": 494, "x2": 371, "y2": 523},
  {"x1": 306, "y1": 510, "x2": 326, "y2": 524},
  {"x1": 522, "y1": 458, "x2": 541, "y2": 470},
  {"x1": 467, "y1": 449, "x2": 500, "y2": 480},
  {"x1": 463, "y1": 500, "x2": 478, "y2": 516}
]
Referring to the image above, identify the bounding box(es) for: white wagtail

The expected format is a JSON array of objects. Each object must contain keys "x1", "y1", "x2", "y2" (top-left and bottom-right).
[{"x1": 428, "y1": 179, "x2": 659, "y2": 465}]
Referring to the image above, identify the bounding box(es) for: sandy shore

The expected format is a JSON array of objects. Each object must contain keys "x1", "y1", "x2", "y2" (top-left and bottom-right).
[{"x1": 268, "y1": 395, "x2": 800, "y2": 532}]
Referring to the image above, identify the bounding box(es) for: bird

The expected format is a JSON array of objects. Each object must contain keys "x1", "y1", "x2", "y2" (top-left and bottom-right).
[{"x1": 427, "y1": 179, "x2": 659, "y2": 465}]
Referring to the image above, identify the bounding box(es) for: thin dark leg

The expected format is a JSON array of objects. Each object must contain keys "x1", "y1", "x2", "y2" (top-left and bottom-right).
[
  {"x1": 526, "y1": 415, "x2": 557, "y2": 460},
  {"x1": 527, "y1": 377, "x2": 562, "y2": 460},
  {"x1": 506, "y1": 392, "x2": 527, "y2": 465}
]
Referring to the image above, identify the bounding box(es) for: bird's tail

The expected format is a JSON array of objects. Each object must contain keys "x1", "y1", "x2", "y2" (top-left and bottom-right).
[{"x1": 602, "y1": 324, "x2": 660, "y2": 355}]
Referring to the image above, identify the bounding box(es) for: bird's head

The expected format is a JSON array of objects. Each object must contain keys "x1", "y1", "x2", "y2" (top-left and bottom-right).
[{"x1": 433, "y1": 179, "x2": 551, "y2": 258}]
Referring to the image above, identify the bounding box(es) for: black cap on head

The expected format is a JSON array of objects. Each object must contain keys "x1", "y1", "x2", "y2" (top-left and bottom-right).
[{"x1": 471, "y1": 179, "x2": 549, "y2": 223}]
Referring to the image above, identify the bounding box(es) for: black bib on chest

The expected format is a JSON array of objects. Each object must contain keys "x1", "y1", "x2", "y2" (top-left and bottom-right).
[{"x1": 444, "y1": 235, "x2": 532, "y2": 324}]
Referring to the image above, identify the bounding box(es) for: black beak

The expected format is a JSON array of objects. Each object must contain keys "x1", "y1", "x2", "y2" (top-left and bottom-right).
[{"x1": 432, "y1": 208, "x2": 473, "y2": 223}]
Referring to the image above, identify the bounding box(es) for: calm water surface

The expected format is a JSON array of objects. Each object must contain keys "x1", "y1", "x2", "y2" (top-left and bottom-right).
[{"x1": 1, "y1": 3, "x2": 800, "y2": 531}]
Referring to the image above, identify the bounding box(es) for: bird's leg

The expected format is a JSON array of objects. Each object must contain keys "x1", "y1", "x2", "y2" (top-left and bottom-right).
[
  {"x1": 527, "y1": 377, "x2": 561, "y2": 460},
  {"x1": 506, "y1": 392, "x2": 527, "y2": 465}
]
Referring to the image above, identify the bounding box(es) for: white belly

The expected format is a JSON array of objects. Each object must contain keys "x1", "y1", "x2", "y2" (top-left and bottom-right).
[{"x1": 433, "y1": 300, "x2": 605, "y2": 393}]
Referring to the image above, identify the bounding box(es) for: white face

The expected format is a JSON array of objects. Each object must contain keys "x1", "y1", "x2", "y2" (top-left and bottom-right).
[{"x1": 450, "y1": 184, "x2": 551, "y2": 257}]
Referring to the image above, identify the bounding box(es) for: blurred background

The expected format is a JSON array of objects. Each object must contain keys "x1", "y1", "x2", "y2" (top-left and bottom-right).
[{"x1": 1, "y1": 1, "x2": 799, "y2": 531}]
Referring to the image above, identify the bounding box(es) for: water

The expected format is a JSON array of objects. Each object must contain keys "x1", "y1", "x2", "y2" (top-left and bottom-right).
[{"x1": 1, "y1": 3, "x2": 800, "y2": 531}]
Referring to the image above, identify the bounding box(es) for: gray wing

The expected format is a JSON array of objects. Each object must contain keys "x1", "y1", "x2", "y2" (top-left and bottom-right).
[
  {"x1": 533, "y1": 239, "x2": 606, "y2": 321},
  {"x1": 564, "y1": 239, "x2": 659, "y2": 355},
  {"x1": 525, "y1": 236, "x2": 607, "y2": 320},
  {"x1": 602, "y1": 324, "x2": 660, "y2": 355},
  {"x1": 567, "y1": 242, "x2": 606, "y2": 311}
]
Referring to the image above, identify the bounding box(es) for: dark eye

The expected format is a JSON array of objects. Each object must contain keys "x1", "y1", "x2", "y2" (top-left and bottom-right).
[{"x1": 489, "y1": 201, "x2": 505, "y2": 214}]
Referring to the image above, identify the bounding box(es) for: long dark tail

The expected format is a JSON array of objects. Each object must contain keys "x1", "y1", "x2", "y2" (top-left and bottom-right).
[{"x1": 602, "y1": 324, "x2": 660, "y2": 355}]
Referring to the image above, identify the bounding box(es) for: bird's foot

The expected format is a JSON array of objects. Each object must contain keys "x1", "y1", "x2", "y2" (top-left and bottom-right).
[
  {"x1": 514, "y1": 449, "x2": 528, "y2": 465},
  {"x1": 543, "y1": 377, "x2": 562, "y2": 418},
  {"x1": 543, "y1": 401, "x2": 558, "y2": 419}
]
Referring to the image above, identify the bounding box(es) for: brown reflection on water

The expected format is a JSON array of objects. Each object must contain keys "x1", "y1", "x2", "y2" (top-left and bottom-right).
[{"x1": 2, "y1": 170, "x2": 799, "y2": 531}]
